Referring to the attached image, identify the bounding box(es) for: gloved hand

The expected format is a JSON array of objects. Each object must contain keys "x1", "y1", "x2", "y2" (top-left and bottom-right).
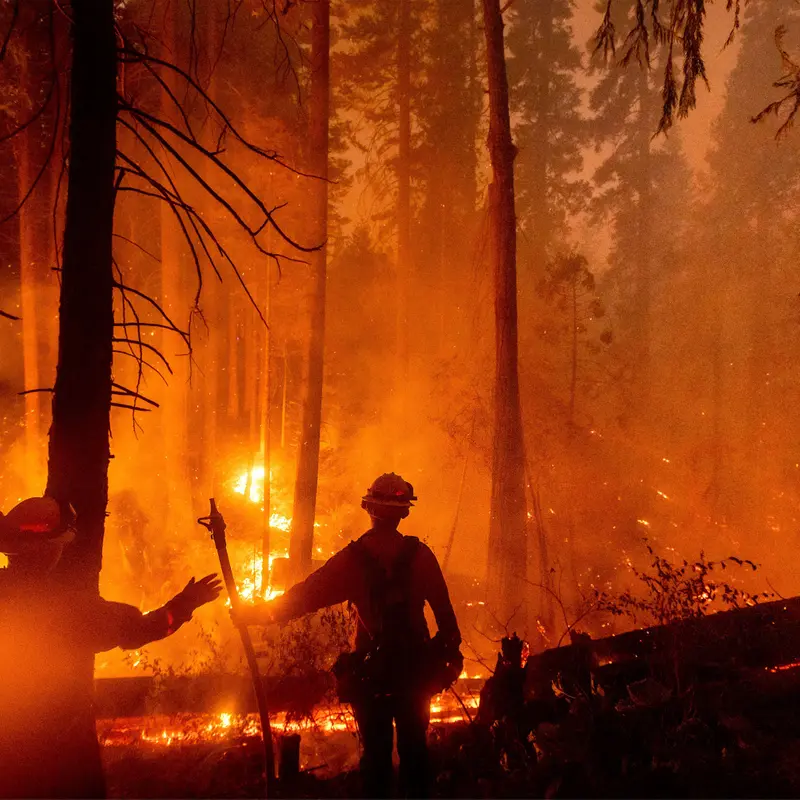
[{"x1": 176, "y1": 573, "x2": 223, "y2": 612}]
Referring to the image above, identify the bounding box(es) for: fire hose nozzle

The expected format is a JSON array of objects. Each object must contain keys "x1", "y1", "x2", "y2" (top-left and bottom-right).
[{"x1": 197, "y1": 498, "x2": 226, "y2": 534}]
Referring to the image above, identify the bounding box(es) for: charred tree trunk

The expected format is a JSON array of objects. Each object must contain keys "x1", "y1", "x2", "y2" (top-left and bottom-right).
[
  {"x1": 43, "y1": 3, "x2": 116, "y2": 791},
  {"x1": 47, "y1": 0, "x2": 116, "y2": 591},
  {"x1": 289, "y1": 0, "x2": 329, "y2": 580},
  {"x1": 483, "y1": 0, "x2": 528, "y2": 628}
]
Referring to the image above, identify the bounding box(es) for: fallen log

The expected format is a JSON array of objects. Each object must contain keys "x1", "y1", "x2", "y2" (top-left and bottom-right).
[{"x1": 525, "y1": 595, "x2": 800, "y2": 700}]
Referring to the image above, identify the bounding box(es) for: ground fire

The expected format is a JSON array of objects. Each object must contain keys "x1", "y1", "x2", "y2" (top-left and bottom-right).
[{"x1": 4, "y1": 0, "x2": 800, "y2": 797}]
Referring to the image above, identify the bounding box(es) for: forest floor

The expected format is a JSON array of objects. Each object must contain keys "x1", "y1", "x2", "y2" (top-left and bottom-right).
[{"x1": 102, "y1": 665, "x2": 800, "y2": 798}]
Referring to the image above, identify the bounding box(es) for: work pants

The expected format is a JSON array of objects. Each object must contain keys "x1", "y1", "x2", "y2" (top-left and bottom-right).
[{"x1": 352, "y1": 691, "x2": 431, "y2": 799}]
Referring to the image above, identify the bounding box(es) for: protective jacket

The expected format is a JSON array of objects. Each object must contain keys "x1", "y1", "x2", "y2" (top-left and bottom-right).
[
  {"x1": 273, "y1": 530, "x2": 461, "y2": 652},
  {"x1": 0, "y1": 571, "x2": 195, "y2": 798}
]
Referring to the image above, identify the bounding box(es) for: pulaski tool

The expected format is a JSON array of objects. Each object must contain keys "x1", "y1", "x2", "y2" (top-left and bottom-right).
[{"x1": 198, "y1": 498, "x2": 275, "y2": 795}]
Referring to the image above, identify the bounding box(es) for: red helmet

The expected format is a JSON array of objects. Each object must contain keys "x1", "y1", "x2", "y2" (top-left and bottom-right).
[
  {"x1": 0, "y1": 497, "x2": 76, "y2": 554},
  {"x1": 362, "y1": 473, "x2": 417, "y2": 508}
]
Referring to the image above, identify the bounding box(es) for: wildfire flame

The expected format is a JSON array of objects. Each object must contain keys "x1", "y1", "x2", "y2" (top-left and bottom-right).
[
  {"x1": 232, "y1": 466, "x2": 319, "y2": 532},
  {"x1": 230, "y1": 553, "x2": 286, "y2": 605},
  {"x1": 232, "y1": 466, "x2": 291, "y2": 533}
]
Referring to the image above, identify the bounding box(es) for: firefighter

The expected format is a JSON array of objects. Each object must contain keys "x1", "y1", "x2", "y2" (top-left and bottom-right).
[
  {"x1": 235, "y1": 473, "x2": 462, "y2": 799},
  {"x1": 0, "y1": 496, "x2": 222, "y2": 799}
]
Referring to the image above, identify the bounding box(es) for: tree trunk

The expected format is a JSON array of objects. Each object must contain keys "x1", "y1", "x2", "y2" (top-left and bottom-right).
[
  {"x1": 17, "y1": 126, "x2": 43, "y2": 494},
  {"x1": 16, "y1": 7, "x2": 55, "y2": 494},
  {"x1": 395, "y1": 0, "x2": 411, "y2": 410},
  {"x1": 47, "y1": 0, "x2": 116, "y2": 591},
  {"x1": 289, "y1": 0, "x2": 329, "y2": 580},
  {"x1": 159, "y1": 2, "x2": 193, "y2": 530},
  {"x1": 44, "y1": 2, "x2": 116, "y2": 792},
  {"x1": 260, "y1": 200, "x2": 274, "y2": 593},
  {"x1": 569, "y1": 279, "x2": 577, "y2": 426},
  {"x1": 483, "y1": 0, "x2": 528, "y2": 628},
  {"x1": 199, "y1": 1, "x2": 221, "y2": 498},
  {"x1": 528, "y1": 0, "x2": 553, "y2": 275},
  {"x1": 633, "y1": 68, "x2": 652, "y2": 419}
]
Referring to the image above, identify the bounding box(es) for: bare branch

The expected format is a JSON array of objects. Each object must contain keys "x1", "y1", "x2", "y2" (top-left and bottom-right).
[{"x1": 0, "y1": 0, "x2": 19, "y2": 64}]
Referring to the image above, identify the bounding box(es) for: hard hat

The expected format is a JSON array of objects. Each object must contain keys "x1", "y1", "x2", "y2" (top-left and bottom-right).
[
  {"x1": 0, "y1": 497, "x2": 76, "y2": 554},
  {"x1": 362, "y1": 473, "x2": 417, "y2": 508}
]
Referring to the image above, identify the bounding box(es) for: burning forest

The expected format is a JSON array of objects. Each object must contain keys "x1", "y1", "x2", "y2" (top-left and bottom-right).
[{"x1": 4, "y1": 0, "x2": 800, "y2": 797}]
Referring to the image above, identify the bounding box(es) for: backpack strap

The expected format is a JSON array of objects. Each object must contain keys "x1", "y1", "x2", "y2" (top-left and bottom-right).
[{"x1": 391, "y1": 536, "x2": 420, "y2": 593}]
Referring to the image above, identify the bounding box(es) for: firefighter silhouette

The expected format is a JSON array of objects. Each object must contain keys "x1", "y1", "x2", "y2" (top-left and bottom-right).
[
  {"x1": 235, "y1": 473, "x2": 462, "y2": 799},
  {"x1": 0, "y1": 497, "x2": 222, "y2": 798}
]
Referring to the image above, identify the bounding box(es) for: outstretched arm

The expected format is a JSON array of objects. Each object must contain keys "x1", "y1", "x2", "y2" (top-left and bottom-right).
[
  {"x1": 235, "y1": 546, "x2": 353, "y2": 626},
  {"x1": 93, "y1": 574, "x2": 222, "y2": 652}
]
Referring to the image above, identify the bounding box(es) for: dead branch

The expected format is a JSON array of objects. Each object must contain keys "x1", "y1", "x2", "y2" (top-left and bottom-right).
[
  {"x1": 110, "y1": 402, "x2": 152, "y2": 413},
  {"x1": 112, "y1": 349, "x2": 169, "y2": 384},
  {"x1": 0, "y1": 0, "x2": 19, "y2": 64},
  {"x1": 112, "y1": 232, "x2": 160, "y2": 263},
  {"x1": 112, "y1": 338, "x2": 176, "y2": 373},
  {"x1": 111, "y1": 279, "x2": 189, "y2": 347},
  {"x1": 111, "y1": 381, "x2": 159, "y2": 408},
  {"x1": 120, "y1": 101, "x2": 318, "y2": 253},
  {"x1": 0, "y1": 10, "x2": 62, "y2": 226}
]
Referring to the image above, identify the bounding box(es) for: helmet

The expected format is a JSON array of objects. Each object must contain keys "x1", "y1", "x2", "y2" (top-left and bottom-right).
[
  {"x1": 361, "y1": 473, "x2": 417, "y2": 508},
  {"x1": 0, "y1": 497, "x2": 76, "y2": 554}
]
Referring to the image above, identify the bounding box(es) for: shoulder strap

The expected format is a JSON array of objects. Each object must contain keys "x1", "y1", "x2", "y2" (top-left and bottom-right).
[
  {"x1": 348, "y1": 536, "x2": 421, "y2": 612},
  {"x1": 390, "y1": 536, "x2": 420, "y2": 593},
  {"x1": 347, "y1": 538, "x2": 386, "y2": 597}
]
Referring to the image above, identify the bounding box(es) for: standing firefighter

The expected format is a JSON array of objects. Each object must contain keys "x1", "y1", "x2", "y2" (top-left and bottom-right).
[
  {"x1": 0, "y1": 497, "x2": 222, "y2": 798},
  {"x1": 236, "y1": 472, "x2": 463, "y2": 798}
]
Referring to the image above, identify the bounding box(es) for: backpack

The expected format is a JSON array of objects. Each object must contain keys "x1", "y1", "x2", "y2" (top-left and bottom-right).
[
  {"x1": 332, "y1": 536, "x2": 463, "y2": 701},
  {"x1": 333, "y1": 536, "x2": 423, "y2": 701}
]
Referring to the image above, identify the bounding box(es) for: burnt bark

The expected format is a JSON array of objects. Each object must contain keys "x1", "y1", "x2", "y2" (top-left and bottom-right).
[
  {"x1": 483, "y1": 0, "x2": 528, "y2": 627},
  {"x1": 43, "y1": 1, "x2": 116, "y2": 794},
  {"x1": 290, "y1": 0, "x2": 329, "y2": 580},
  {"x1": 47, "y1": 0, "x2": 116, "y2": 591}
]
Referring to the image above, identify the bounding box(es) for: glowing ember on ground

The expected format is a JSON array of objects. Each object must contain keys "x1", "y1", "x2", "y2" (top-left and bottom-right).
[
  {"x1": 98, "y1": 693, "x2": 480, "y2": 749},
  {"x1": 767, "y1": 661, "x2": 800, "y2": 673}
]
